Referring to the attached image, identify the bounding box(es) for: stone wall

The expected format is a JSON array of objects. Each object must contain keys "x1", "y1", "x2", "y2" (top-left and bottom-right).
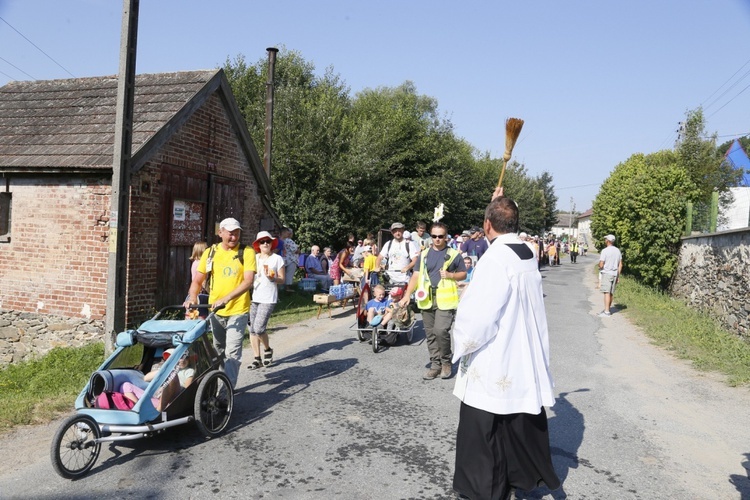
[
  {"x1": 0, "y1": 310, "x2": 103, "y2": 364},
  {"x1": 670, "y1": 228, "x2": 750, "y2": 339}
]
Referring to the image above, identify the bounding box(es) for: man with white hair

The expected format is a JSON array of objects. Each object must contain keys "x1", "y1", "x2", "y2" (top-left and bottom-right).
[
  {"x1": 305, "y1": 245, "x2": 333, "y2": 290},
  {"x1": 598, "y1": 234, "x2": 622, "y2": 317}
]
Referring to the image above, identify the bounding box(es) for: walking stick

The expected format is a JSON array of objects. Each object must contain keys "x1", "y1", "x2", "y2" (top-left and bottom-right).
[{"x1": 497, "y1": 117, "x2": 524, "y2": 188}]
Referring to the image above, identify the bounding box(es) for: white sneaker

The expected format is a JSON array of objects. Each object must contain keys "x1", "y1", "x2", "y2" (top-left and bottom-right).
[{"x1": 598, "y1": 311, "x2": 612, "y2": 317}]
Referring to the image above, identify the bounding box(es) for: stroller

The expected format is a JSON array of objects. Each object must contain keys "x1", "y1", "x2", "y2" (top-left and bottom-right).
[{"x1": 51, "y1": 305, "x2": 233, "y2": 479}]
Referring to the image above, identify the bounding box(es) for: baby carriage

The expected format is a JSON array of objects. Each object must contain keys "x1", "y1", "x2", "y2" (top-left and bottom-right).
[
  {"x1": 354, "y1": 283, "x2": 416, "y2": 353},
  {"x1": 51, "y1": 305, "x2": 233, "y2": 479}
]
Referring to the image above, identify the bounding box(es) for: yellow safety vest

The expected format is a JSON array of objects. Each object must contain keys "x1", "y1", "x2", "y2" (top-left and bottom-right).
[{"x1": 415, "y1": 247, "x2": 460, "y2": 310}]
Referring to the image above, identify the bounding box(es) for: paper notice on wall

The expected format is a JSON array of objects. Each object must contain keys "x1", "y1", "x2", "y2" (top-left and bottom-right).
[{"x1": 173, "y1": 200, "x2": 186, "y2": 221}]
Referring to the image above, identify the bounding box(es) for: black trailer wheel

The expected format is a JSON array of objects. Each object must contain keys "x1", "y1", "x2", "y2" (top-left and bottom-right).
[
  {"x1": 357, "y1": 328, "x2": 366, "y2": 342},
  {"x1": 194, "y1": 370, "x2": 233, "y2": 437},
  {"x1": 51, "y1": 414, "x2": 101, "y2": 479},
  {"x1": 372, "y1": 328, "x2": 379, "y2": 353}
]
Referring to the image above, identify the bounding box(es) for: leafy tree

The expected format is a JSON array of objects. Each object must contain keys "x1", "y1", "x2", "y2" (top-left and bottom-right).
[
  {"x1": 676, "y1": 108, "x2": 743, "y2": 231},
  {"x1": 591, "y1": 151, "x2": 699, "y2": 290},
  {"x1": 224, "y1": 50, "x2": 352, "y2": 250},
  {"x1": 223, "y1": 50, "x2": 556, "y2": 249}
]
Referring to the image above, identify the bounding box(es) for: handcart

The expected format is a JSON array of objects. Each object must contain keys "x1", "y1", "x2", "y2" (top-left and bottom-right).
[
  {"x1": 51, "y1": 305, "x2": 232, "y2": 479},
  {"x1": 352, "y1": 282, "x2": 416, "y2": 353}
]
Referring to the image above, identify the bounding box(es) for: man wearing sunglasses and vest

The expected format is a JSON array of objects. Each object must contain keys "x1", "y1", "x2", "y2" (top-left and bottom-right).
[{"x1": 399, "y1": 222, "x2": 466, "y2": 380}]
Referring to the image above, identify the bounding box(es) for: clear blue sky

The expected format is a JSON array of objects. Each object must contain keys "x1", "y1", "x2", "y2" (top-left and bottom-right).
[{"x1": 2, "y1": 0, "x2": 749, "y2": 211}]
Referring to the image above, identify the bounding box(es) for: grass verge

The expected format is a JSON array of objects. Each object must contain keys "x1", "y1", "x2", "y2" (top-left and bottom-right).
[
  {"x1": 0, "y1": 289, "x2": 322, "y2": 432},
  {"x1": 615, "y1": 275, "x2": 750, "y2": 387}
]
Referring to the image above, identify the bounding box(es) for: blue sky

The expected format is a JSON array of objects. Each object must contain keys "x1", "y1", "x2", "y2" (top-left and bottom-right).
[{"x1": 1, "y1": 0, "x2": 749, "y2": 211}]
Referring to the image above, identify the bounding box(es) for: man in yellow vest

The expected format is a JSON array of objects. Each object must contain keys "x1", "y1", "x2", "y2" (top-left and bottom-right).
[{"x1": 400, "y1": 222, "x2": 466, "y2": 380}]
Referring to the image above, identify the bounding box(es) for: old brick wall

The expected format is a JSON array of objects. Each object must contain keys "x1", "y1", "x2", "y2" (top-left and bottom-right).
[
  {"x1": 671, "y1": 229, "x2": 750, "y2": 339},
  {"x1": 0, "y1": 176, "x2": 110, "y2": 319},
  {"x1": 126, "y1": 92, "x2": 273, "y2": 326},
  {"x1": 1, "y1": 94, "x2": 276, "y2": 365}
]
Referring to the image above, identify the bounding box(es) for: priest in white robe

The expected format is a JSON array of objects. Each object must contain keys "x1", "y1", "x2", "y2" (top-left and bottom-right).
[{"x1": 452, "y1": 192, "x2": 560, "y2": 500}]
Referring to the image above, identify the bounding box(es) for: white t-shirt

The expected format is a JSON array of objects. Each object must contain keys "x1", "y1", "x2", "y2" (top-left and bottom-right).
[
  {"x1": 253, "y1": 253, "x2": 285, "y2": 303},
  {"x1": 599, "y1": 245, "x2": 622, "y2": 276},
  {"x1": 379, "y1": 238, "x2": 419, "y2": 283}
]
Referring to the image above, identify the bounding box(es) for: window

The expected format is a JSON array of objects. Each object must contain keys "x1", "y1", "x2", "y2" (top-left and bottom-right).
[{"x1": 0, "y1": 192, "x2": 10, "y2": 243}]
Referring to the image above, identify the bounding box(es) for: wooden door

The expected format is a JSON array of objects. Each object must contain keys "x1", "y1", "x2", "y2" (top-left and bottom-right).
[
  {"x1": 205, "y1": 175, "x2": 245, "y2": 241},
  {"x1": 156, "y1": 166, "x2": 209, "y2": 308},
  {"x1": 156, "y1": 169, "x2": 245, "y2": 309}
]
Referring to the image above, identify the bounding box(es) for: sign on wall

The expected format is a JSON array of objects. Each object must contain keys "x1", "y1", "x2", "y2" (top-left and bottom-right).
[{"x1": 171, "y1": 199, "x2": 205, "y2": 245}]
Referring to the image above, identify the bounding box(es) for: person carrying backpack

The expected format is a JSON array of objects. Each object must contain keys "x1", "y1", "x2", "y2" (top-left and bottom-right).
[{"x1": 184, "y1": 218, "x2": 256, "y2": 389}]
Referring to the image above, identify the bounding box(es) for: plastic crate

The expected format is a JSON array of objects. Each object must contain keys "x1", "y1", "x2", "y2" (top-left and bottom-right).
[{"x1": 299, "y1": 278, "x2": 318, "y2": 292}]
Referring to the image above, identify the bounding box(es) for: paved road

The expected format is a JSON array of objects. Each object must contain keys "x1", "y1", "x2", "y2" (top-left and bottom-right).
[{"x1": 1, "y1": 254, "x2": 750, "y2": 499}]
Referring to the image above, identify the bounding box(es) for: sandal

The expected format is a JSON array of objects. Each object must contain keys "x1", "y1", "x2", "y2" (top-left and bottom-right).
[
  {"x1": 263, "y1": 348, "x2": 274, "y2": 367},
  {"x1": 249, "y1": 357, "x2": 262, "y2": 370}
]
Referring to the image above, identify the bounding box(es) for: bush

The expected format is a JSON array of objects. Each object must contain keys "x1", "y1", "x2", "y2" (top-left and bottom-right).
[{"x1": 591, "y1": 151, "x2": 699, "y2": 290}]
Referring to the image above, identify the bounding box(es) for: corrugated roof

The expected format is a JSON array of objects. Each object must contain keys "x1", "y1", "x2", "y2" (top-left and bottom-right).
[{"x1": 0, "y1": 70, "x2": 219, "y2": 171}]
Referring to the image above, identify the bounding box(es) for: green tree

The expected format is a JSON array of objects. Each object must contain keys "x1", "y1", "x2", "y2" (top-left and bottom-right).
[
  {"x1": 676, "y1": 108, "x2": 743, "y2": 231},
  {"x1": 592, "y1": 151, "x2": 699, "y2": 289},
  {"x1": 224, "y1": 50, "x2": 352, "y2": 250}
]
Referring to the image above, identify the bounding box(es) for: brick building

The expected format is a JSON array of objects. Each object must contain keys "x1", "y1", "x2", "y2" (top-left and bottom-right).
[{"x1": 0, "y1": 70, "x2": 279, "y2": 362}]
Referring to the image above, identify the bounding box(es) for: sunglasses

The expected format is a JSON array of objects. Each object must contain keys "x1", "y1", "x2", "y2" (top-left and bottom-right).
[
  {"x1": 430, "y1": 234, "x2": 447, "y2": 239},
  {"x1": 258, "y1": 240, "x2": 273, "y2": 245}
]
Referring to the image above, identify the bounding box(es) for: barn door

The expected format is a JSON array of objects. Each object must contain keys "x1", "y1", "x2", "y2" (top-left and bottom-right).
[
  {"x1": 205, "y1": 175, "x2": 245, "y2": 241},
  {"x1": 156, "y1": 166, "x2": 209, "y2": 308}
]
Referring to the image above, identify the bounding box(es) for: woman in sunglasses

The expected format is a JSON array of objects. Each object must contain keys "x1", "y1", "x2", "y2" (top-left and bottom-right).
[{"x1": 247, "y1": 231, "x2": 285, "y2": 369}]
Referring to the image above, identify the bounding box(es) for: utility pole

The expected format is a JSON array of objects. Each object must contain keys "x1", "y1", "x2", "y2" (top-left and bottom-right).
[
  {"x1": 568, "y1": 197, "x2": 574, "y2": 242},
  {"x1": 104, "y1": 0, "x2": 139, "y2": 353}
]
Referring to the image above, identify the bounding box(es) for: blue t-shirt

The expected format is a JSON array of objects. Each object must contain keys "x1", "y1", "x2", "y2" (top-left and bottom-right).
[
  {"x1": 463, "y1": 267, "x2": 474, "y2": 283},
  {"x1": 366, "y1": 297, "x2": 391, "y2": 315}
]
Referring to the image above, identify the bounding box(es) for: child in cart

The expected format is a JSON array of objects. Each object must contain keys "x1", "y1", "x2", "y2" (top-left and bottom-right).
[{"x1": 366, "y1": 285, "x2": 393, "y2": 326}]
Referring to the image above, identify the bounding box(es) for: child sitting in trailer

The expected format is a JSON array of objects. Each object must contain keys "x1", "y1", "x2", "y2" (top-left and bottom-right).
[
  {"x1": 121, "y1": 348, "x2": 194, "y2": 411},
  {"x1": 366, "y1": 285, "x2": 394, "y2": 327}
]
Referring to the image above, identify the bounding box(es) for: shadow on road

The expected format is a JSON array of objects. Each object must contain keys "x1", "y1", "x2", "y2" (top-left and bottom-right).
[{"x1": 231, "y1": 339, "x2": 359, "y2": 428}]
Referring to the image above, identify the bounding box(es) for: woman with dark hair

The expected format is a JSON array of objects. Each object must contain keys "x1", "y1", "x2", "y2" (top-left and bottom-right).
[{"x1": 330, "y1": 242, "x2": 355, "y2": 285}]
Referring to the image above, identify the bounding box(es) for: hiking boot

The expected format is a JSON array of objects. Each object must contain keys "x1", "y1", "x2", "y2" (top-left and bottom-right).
[
  {"x1": 423, "y1": 368, "x2": 441, "y2": 380},
  {"x1": 441, "y1": 364, "x2": 452, "y2": 379}
]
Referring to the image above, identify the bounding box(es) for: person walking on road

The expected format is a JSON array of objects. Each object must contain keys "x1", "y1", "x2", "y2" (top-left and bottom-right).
[
  {"x1": 184, "y1": 218, "x2": 256, "y2": 389},
  {"x1": 400, "y1": 222, "x2": 466, "y2": 380},
  {"x1": 247, "y1": 231, "x2": 285, "y2": 370},
  {"x1": 598, "y1": 234, "x2": 622, "y2": 317},
  {"x1": 451, "y1": 188, "x2": 560, "y2": 500}
]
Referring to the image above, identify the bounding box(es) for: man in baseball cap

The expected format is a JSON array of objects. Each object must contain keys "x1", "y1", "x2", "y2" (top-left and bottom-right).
[
  {"x1": 377, "y1": 222, "x2": 419, "y2": 285},
  {"x1": 599, "y1": 234, "x2": 622, "y2": 317},
  {"x1": 184, "y1": 216, "x2": 256, "y2": 389},
  {"x1": 219, "y1": 217, "x2": 242, "y2": 232}
]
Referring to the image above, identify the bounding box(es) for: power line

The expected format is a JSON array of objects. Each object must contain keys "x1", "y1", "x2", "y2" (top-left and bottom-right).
[
  {"x1": 700, "y1": 57, "x2": 750, "y2": 108},
  {"x1": 0, "y1": 55, "x2": 35, "y2": 80},
  {"x1": 0, "y1": 15, "x2": 76, "y2": 79},
  {"x1": 555, "y1": 182, "x2": 601, "y2": 191},
  {"x1": 707, "y1": 80, "x2": 750, "y2": 119},
  {"x1": 703, "y1": 65, "x2": 750, "y2": 112}
]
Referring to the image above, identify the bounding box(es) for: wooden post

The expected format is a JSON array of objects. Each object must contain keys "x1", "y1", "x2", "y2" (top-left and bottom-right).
[
  {"x1": 709, "y1": 190, "x2": 719, "y2": 233},
  {"x1": 685, "y1": 202, "x2": 693, "y2": 236},
  {"x1": 105, "y1": 0, "x2": 139, "y2": 353}
]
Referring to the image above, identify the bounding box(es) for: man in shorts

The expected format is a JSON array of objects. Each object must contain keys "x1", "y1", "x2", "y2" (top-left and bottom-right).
[{"x1": 598, "y1": 234, "x2": 623, "y2": 317}]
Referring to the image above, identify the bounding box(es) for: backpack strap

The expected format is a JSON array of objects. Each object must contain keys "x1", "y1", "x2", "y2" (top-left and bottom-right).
[{"x1": 205, "y1": 243, "x2": 247, "y2": 293}]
